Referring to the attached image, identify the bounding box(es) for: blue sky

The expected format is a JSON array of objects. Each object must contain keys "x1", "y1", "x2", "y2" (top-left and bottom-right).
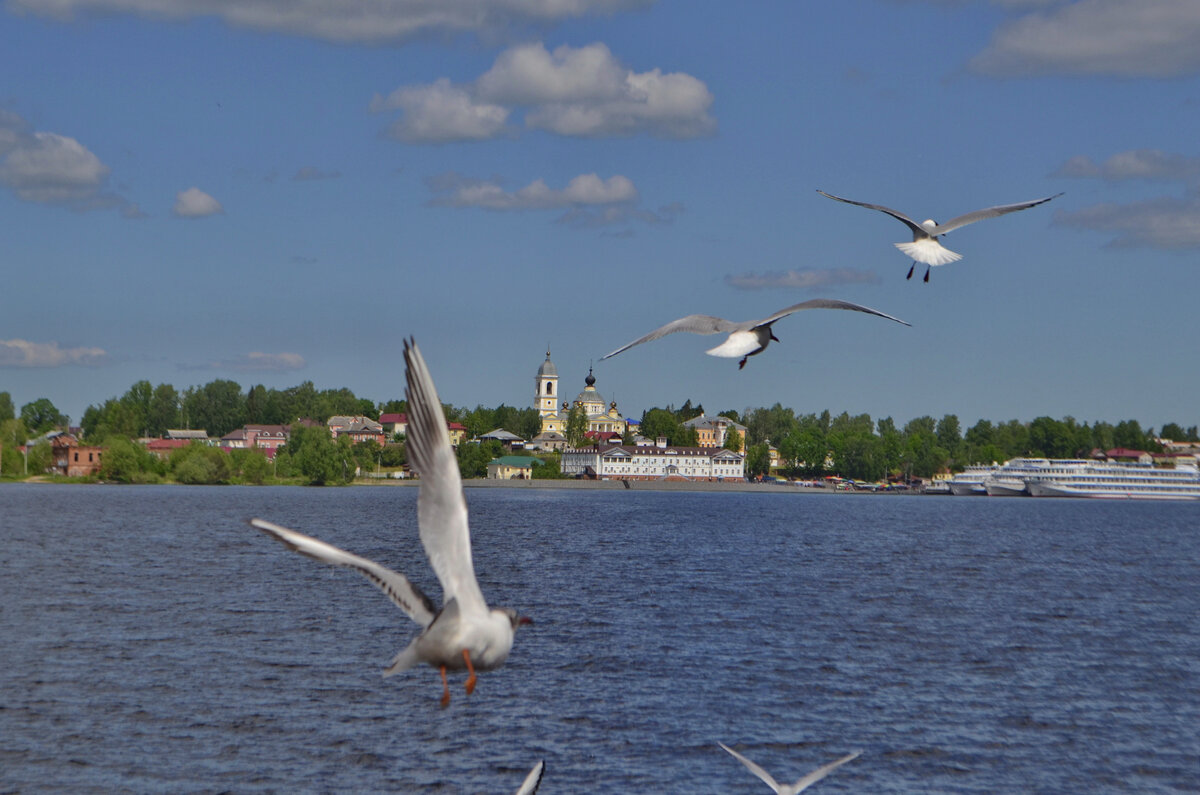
[{"x1": 3, "y1": 0, "x2": 1199, "y2": 433}]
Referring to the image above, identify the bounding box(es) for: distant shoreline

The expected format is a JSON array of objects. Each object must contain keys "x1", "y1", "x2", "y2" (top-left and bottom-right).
[
  {"x1": 359, "y1": 477, "x2": 919, "y2": 495},
  {"x1": 6, "y1": 475, "x2": 919, "y2": 495}
]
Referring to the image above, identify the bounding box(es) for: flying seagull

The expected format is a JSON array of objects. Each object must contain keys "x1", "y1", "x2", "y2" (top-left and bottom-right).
[
  {"x1": 719, "y1": 744, "x2": 861, "y2": 794},
  {"x1": 514, "y1": 760, "x2": 545, "y2": 795},
  {"x1": 600, "y1": 299, "x2": 910, "y2": 369},
  {"x1": 817, "y1": 189, "x2": 1063, "y2": 282},
  {"x1": 251, "y1": 338, "x2": 529, "y2": 707}
]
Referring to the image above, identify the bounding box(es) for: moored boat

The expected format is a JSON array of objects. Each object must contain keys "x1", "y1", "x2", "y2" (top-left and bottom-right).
[
  {"x1": 1025, "y1": 459, "x2": 1200, "y2": 500},
  {"x1": 947, "y1": 464, "x2": 995, "y2": 496}
]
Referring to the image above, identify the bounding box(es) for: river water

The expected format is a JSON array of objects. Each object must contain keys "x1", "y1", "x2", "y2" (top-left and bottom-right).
[{"x1": 1, "y1": 483, "x2": 1196, "y2": 793}]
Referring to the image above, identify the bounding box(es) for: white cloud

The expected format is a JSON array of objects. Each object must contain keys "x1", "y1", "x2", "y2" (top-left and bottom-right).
[
  {"x1": 0, "y1": 339, "x2": 109, "y2": 368},
  {"x1": 172, "y1": 186, "x2": 224, "y2": 218},
  {"x1": 725, "y1": 268, "x2": 882, "y2": 290},
  {"x1": 374, "y1": 42, "x2": 715, "y2": 143},
  {"x1": 428, "y1": 171, "x2": 637, "y2": 210},
  {"x1": 7, "y1": 0, "x2": 652, "y2": 44},
  {"x1": 1055, "y1": 196, "x2": 1200, "y2": 249},
  {"x1": 0, "y1": 109, "x2": 131, "y2": 212},
  {"x1": 372, "y1": 79, "x2": 511, "y2": 143},
  {"x1": 971, "y1": 0, "x2": 1200, "y2": 77},
  {"x1": 1054, "y1": 149, "x2": 1200, "y2": 182}
]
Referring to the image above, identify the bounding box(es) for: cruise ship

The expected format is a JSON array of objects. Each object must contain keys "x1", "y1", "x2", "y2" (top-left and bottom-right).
[
  {"x1": 947, "y1": 464, "x2": 995, "y2": 496},
  {"x1": 1025, "y1": 459, "x2": 1200, "y2": 501},
  {"x1": 983, "y1": 458, "x2": 1093, "y2": 497}
]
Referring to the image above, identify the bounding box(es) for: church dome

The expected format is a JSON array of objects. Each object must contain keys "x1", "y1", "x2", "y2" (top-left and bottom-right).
[
  {"x1": 575, "y1": 367, "x2": 605, "y2": 406},
  {"x1": 537, "y1": 350, "x2": 557, "y2": 377}
]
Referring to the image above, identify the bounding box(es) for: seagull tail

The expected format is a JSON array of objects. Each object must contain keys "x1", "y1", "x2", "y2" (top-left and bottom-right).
[
  {"x1": 383, "y1": 640, "x2": 421, "y2": 677},
  {"x1": 895, "y1": 239, "x2": 962, "y2": 267}
]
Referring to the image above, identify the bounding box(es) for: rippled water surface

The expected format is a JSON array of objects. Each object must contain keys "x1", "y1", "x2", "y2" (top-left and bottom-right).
[{"x1": 2, "y1": 483, "x2": 1197, "y2": 793}]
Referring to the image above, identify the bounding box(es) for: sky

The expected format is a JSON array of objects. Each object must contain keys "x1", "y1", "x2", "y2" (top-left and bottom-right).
[{"x1": 3, "y1": 0, "x2": 1200, "y2": 433}]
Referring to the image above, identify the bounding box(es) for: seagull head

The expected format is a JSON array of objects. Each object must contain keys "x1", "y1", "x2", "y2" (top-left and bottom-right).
[{"x1": 921, "y1": 219, "x2": 938, "y2": 231}]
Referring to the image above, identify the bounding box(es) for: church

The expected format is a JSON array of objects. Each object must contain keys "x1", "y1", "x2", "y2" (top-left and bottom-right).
[{"x1": 533, "y1": 350, "x2": 628, "y2": 445}]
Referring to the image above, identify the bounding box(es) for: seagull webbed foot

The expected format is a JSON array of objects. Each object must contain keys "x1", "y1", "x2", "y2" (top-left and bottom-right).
[
  {"x1": 906, "y1": 263, "x2": 915, "y2": 280},
  {"x1": 738, "y1": 358, "x2": 747, "y2": 370},
  {"x1": 923, "y1": 267, "x2": 930, "y2": 283}
]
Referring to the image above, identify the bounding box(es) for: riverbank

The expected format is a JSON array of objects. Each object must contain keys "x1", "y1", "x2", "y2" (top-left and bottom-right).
[
  {"x1": 7, "y1": 474, "x2": 921, "y2": 495},
  {"x1": 359, "y1": 477, "x2": 921, "y2": 494}
]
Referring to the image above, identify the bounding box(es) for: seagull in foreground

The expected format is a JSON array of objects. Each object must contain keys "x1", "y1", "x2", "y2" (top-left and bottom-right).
[
  {"x1": 817, "y1": 189, "x2": 1063, "y2": 282},
  {"x1": 719, "y1": 744, "x2": 861, "y2": 794},
  {"x1": 514, "y1": 760, "x2": 545, "y2": 795},
  {"x1": 600, "y1": 299, "x2": 910, "y2": 369},
  {"x1": 251, "y1": 338, "x2": 529, "y2": 707}
]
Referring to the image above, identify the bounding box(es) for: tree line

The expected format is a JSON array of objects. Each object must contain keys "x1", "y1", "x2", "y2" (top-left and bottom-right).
[{"x1": 2, "y1": 383, "x2": 1198, "y2": 484}]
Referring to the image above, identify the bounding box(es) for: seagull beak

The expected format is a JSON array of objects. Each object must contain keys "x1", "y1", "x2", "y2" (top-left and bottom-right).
[{"x1": 770, "y1": 332, "x2": 780, "y2": 342}]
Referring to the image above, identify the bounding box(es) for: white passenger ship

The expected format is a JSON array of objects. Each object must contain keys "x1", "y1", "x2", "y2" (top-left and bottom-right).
[
  {"x1": 947, "y1": 464, "x2": 995, "y2": 496},
  {"x1": 1025, "y1": 459, "x2": 1200, "y2": 501},
  {"x1": 983, "y1": 458, "x2": 1093, "y2": 497}
]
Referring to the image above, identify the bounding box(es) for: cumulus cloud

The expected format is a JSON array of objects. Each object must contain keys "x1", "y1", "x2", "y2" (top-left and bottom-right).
[
  {"x1": 1054, "y1": 149, "x2": 1200, "y2": 182},
  {"x1": 292, "y1": 166, "x2": 341, "y2": 181},
  {"x1": 1055, "y1": 196, "x2": 1200, "y2": 249},
  {"x1": 427, "y1": 171, "x2": 637, "y2": 209},
  {"x1": 970, "y1": 0, "x2": 1200, "y2": 77},
  {"x1": 0, "y1": 338, "x2": 109, "y2": 368},
  {"x1": 374, "y1": 42, "x2": 715, "y2": 143},
  {"x1": 725, "y1": 268, "x2": 882, "y2": 290},
  {"x1": 0, "y1": 109, "x2": 130, "y2": 212},
  {"x1": 372, "y1": 79, "x2": 510, "y2": 143},
  {"x1": 7, "y1": 0, "x2": 651, "y2": 44},
  {"x1": 172, "y1": 186, "x2": 224, "y2": 218}
]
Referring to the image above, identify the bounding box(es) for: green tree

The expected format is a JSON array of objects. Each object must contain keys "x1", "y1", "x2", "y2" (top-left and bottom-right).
[
  {"x1": 20, "y1": 398, "x2": 65, "y2": 434},
  {"x1": 744, "y1": 443, "x2": 771, "y2": 479},
  {"x1": 0, "y1": 391, "x2": 14, "y2": 421},
  {"x1": 147, "y1": 383, "x2": 181, "y2": 437},
  {"x1": 456, "y1": 440, "x2": 502, "y2": 478},
  {"x1": 935, "y1": 414, "x2": 962, "y2": 464},
  {"x1": 101, "y1": 437, "x2": 162, "y2": 483},
  {"x1": 279, "y1": 424, "x2": 347, "y2": 485},
  {"x1": 170, "y1": 443, "x2": 232, "y2": 485},
  {"x1": 566, "y1": 404, "x2": 589, "y2": 448},
  {"x1": 183, "y1": 380, "x2": 246, "y2": 437},
  {"x1": 26, "y1": 441, "x2": 53, "y2": 476}
]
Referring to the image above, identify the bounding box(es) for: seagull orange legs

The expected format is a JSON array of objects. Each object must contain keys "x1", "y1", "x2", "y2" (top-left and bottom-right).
[
  {"x1": 462, "y1": 649, "x2": 478, "y2": 695},
  {"x1": 437, "y1": 650, "x2": 479, "y2": 707}
]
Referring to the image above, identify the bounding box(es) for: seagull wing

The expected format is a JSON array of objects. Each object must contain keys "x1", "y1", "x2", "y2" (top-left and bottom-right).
[
  {"x1": 932, "y1": 193, "x2": 1063, "y2": 235},
  {"x1": 514, "y1": 760, "x2": 546, "y2": 795},
  {"x1": 757, "y1": 299, "x2": 911, "y2": 329},
  {"x1": 601, "y1": 314, "x2": 737, "y2": 360},
  {"x1": 403, "y1": 338, "x2": 488, "y2": 618},
  {"x1": 250, "y1": 518, "x2": 436, "y2": 627},
  {"x1": 720, "y1": 743, "x2": 783, "y2": 793},
  {"x1": 790, "y1": 751, "x2": 862, "y2": 793},
  {"x1": 817, "y1": 190, "x2": 926, "y2": 236}
]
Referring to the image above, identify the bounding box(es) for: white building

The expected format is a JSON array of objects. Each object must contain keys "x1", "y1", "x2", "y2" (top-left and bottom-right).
[{"x1": 561, "y1": 443, "x2": 745, "y2": 482}]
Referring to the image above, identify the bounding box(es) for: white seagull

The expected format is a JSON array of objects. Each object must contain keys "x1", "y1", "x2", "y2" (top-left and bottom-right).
[
  {"x1": 719, "y1": 744, "x2": 861, "y2": 794},
  {"x1": 817, "y1": 189, "x2": 1063, "y2": 282},
  {"x1": 251, "y1": 338, "x2": 529, "y2": 707},
  {"x1": 600, "y1": 299, "x2": 910, "y2": 369},
  {"x1": 514, "y1": 760, "x2": 545, "y2": 795}
]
